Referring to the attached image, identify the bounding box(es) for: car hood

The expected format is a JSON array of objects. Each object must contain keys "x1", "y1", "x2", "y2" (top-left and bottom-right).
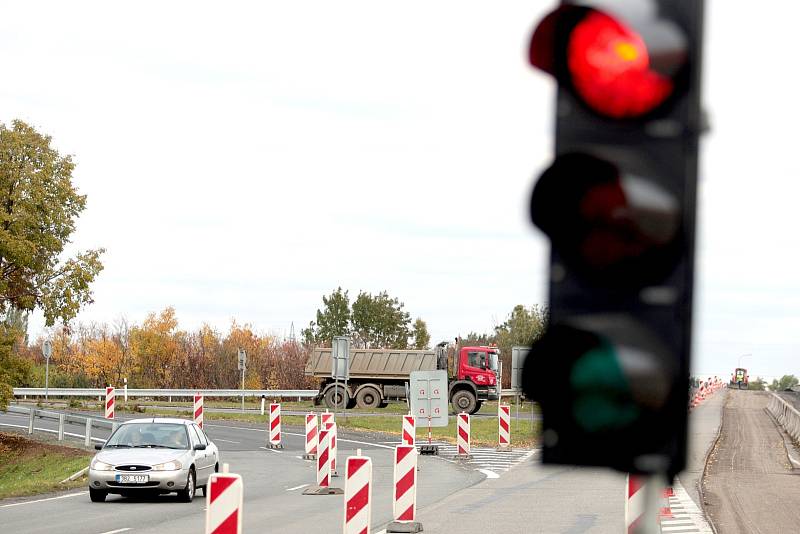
[{"x1": 95, "y1": 448, "x2": 188, "y2": 466}]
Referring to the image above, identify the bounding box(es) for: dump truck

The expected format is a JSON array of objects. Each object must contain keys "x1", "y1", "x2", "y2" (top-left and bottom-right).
[{"x1": 304, "y1": 342, "x2": 500, "y2": 414}]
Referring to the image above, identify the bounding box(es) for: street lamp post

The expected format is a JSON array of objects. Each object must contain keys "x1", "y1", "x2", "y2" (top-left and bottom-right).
[{"x1": 237, "y1": 348, "x2": 247, "y2": 413}]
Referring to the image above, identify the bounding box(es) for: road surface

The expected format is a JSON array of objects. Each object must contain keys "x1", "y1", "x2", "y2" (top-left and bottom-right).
[{"x1": 703, "y1": 390, "x2": 800, "y2": 533}]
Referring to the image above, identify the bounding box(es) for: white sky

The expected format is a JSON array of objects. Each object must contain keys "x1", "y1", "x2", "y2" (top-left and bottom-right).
[{"x1": 1, "y1": 1, "x2": 798, "y2": 381}]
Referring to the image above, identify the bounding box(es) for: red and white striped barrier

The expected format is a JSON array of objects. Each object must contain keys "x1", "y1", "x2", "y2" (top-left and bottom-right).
[
  {"x1": 402, "y1": 414, "x2": 415, "y2": 446},
  {"x1": 457, "y1": 412, "x2": 470, "y2": 458},
  {"x1": 325, "y1": 422, "x2": 338, "y2": 476},
  {"x1": 105, "y1": 386, "x2": 115, "y2": 420},
  {"x1": 205, "y1": 465, "x2": 243, "y2": 534},
  {"x1": 268, "y1": 403, "x2": 282, "y2": 448},
  {"x1": 343, "y1": 453, "x2": 372, "y2": 534},
  {"x1": 194, "y1": 394, "x2": 204, "y2": 429},
  {"x1": 302, "y1": 426, "x2": 344, "y2": 495},
  {"x1": 304, "y1": 413, "x2": 318, "y2": 460},
  {"x1": 498, "y1": 404, "x2": 511, "y2": 449},
  {"x1": 322, "y1": 410, "x2": 334, "y2": 427},
  {"x1": 387, "y1": 445, "x2": 421, "y2": 533},
  {"x1": 625, "y1": 474, "x2": 645, "y2": 533},
  {"x1": 317, "y1": 428, "x2": 332, "y2": 487}
]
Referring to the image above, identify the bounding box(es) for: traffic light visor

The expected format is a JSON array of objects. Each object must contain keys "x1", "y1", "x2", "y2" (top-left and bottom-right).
[{"x1": 529, "y1": 4, "x2": 687, "y2": 119}]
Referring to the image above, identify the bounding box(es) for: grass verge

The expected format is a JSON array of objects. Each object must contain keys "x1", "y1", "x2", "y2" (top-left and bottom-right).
[
  {"x1": 135, "y1": 407, "x2": 540, "y2": 448},
  {"x1": 0, "y1": 432, "x2": 93, "y2": 500}
]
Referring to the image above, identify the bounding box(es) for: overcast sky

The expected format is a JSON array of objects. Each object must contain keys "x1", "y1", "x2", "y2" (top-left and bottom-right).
[{"x1": 1, "y1": 1, "x2": 798, "y2": 381}]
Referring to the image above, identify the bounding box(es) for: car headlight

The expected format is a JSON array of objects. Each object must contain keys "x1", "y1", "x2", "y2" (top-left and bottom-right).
[
  {"x1": 151, "y1": 460, "x2": 183, "y2": 471},
  {"x1": 91, "y1": 459, "x2": 114, "y2": 471}
]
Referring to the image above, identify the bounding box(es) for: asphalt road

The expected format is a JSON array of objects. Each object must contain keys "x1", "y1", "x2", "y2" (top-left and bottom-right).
[{"x1": 703, "y1": 390, "x2": 800, "y2": 533}]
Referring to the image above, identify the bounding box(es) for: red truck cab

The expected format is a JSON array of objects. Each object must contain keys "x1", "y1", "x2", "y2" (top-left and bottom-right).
[{"x1": 448, "y1": 345, "x2": 500, "y2": 413}]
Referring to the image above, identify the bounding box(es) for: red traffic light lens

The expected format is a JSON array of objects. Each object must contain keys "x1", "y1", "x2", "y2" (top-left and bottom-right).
[
  {"x1": 567, "y1": 11, "x2": 672, "y2": 119},
  {"x1": 530, "y1": 153, "x2": 681, "y2": 287},
  {"x1": 529, "y1": 5, "x2": 687, "y2": 119}
]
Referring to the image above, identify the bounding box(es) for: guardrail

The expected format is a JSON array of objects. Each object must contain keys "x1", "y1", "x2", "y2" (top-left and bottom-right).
[
  {"x1": 4, "y1": 404, "x2": 113, "y2": 446},
  {"x1": 767, "y1": 392, "x2": 800, "y2": 443},
  {"x1": 13, "y1": 388, "x2": 318, "y2": 399}
]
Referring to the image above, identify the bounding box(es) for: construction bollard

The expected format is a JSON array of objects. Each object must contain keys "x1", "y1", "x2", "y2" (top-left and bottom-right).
[
  {"x1": 343, "y1": 452, "x2": 372, "y2": 534},
  {"x1": 304, "y1": 413, "x2": 318, "y2": 460},
  {"x1": 85, "y1": 418, "x2": 92, "y2": 447},
  {"x1": 303, "y1": 427, "x2": 343, "y2": 495},
  {"x1": 326, "y1": 422, "x2": 338, "y2": 476},
  {"x1": 194, "y1": 394, "x2": 204, "y2": 429},
  {"x1": 402, "y1": 414, "x2": 416, "y2": 447},
  {"x1": 498, "y1": 404, "x2": 511, "y2": 450},
  {"x1": 260, "y1": 396, "x2": 265, "y2": 415},
  {"x1": 386, "y1": 445, "x2": 422, "y2": 533},
  {"x1": 28, "y1": 408, "x2": 34, "y2": 434},
  {"x1": 456, "y1": 412, "x2": 471, "y2": 460},
  {"x1": 626, "y1": 473, "x2": 668, "y2": 534},
  {"x1": 105, "y1": 386, "x2": 115, "y2": 420},
  {"x1": 205, "y1": 465, "x2": 243, "y2": 534},
  {"x1": 58, "y1": 413, "x2": 65, "y2": 441},
  {"x1": 322, "y1": 410, "x2": 334, "y2": 428},
  {"x1": 268, "y1": 403, "x2": 283, "y2": 449}
]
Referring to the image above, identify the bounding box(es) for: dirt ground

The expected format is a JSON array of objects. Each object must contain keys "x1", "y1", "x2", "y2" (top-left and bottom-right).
[
  {"x1": 0, "y1": 431, "x2": 87, "y2": 461},
  {"x1": 702, "y1": 390, "x2": 800, "y2": 533}
]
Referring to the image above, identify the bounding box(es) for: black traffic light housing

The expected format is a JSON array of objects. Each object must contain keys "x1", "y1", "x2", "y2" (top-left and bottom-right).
[{"x1": 522, "y1": 0, "x2": 704, "y2": 477}]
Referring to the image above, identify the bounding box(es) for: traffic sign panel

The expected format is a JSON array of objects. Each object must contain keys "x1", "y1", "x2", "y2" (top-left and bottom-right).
[
  {"x1": 410, "y1": 370, "x2": 448, "y2": 428},
  {"x1": 331, "y1": 336, "x2": 350, "y2": 380}
]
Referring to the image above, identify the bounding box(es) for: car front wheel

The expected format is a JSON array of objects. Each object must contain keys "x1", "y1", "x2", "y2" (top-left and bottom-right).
[
  {"x1": 177, "y1": 468, "x2": 196, "y2": 502},
  {"x1": 89, "y1": 488, "x2": 107, "y2": 502}
]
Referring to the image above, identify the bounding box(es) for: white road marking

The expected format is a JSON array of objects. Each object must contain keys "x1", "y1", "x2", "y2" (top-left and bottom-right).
[
  {"x1": 97, "y1": 529, "x2": 132, "y2": 534},
  {"x1": 477, "y1": 468, "x2": 500, "y2": 479},
  {"x1": 259, "y1": 446, "x2": 283, "y2": 454},
  {"x1": 212, "y1": 438, "x2": 240, "y2": 444},
  {"x1": 0, "y1": 491, "x2": 88, "y2": 508},
  {"x1": 286, "y1": 484, "x2": 309, "y2": 491}
]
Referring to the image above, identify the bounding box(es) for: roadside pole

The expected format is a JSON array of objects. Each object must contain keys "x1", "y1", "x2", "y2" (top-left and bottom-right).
[
  {"x1": 43, "y1": 340, "x2": 52, "y2": 402},
  {"x1": 238, "y1": 348, "x2": 247, "y2": 413}
]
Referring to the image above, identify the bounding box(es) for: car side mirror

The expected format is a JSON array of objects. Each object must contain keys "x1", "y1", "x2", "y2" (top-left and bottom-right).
[
  {"x1": 94, "y1": 444, "x2": 103, "y2": 450},
  {"x1": 194, "y1": 443, "x2": 207, "y2": 451}
]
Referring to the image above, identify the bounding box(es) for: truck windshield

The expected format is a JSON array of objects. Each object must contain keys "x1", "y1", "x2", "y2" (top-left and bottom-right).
[{"x1": 488, "y1": 352, "x2": 499, "y2": 371}]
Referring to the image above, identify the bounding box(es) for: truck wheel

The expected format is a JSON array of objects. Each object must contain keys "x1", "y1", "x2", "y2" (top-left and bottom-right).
[
  {"x1": 355, "y1": 387, "x2": 382, "y2": 409},
  {"x1": 475, "y1": 401, "x2": 483, "y2": 413},
  {"x1": 324, "y1": 386, "x2": 350, "y2": 410},
  {"x1": 451, "y1": 390, "x2": 477, "y2": 414}
]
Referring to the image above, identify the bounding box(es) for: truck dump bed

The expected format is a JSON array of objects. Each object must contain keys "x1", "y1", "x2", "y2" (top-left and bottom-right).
[{"x1": 304, "y1": 348, "x2": 438, "y2": 380}]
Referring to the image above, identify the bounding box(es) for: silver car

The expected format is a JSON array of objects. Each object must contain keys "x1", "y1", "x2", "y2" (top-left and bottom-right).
[{"x1": 88, "y1": 417, "x2": 219, "y2": 502}]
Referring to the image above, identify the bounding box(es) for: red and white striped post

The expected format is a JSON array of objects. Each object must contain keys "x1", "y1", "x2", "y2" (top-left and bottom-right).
[
  {"x1": 343, "y1": 451, "x2": 372, "y2": 534},
  {"x1": 105, "y1": 386, "x2": 115, "y2": 420},
  {"x1": 626, "y1": 474, "x2": 670, "y2": 534},
  {"x1": 303, "y1": 427, "x2": 343, "y2": 495},
  {"x1": 268, "y1": 403, "x2": 282, "y2": 448},
  {"x1": 325, "y1": 422, "x2": 338, "y2": 476},
  {"x1": 498, "y1": 404, "x2": 511, "y2": 450},
  {"x1": 322, "y1": 410, "x2": 334, "y2": 427},
  {"x1": 205, "y1": 464, "x2": 243, "y2": 534},
  {"x1": 456, "y1": 412, "x2": 470, "y2": 459},
  {"x1": 194, "y1": 393, "x2": 204, "y2": 429},
  {"x1": 402, "y1": 414, "x2": 416, "y2": 447},
  {"x1": 386, "y1": 445, "x2": 422, "y2": 533},
  {"x1": 304, "y1": 413, "x2": 318, "y2": 460}
]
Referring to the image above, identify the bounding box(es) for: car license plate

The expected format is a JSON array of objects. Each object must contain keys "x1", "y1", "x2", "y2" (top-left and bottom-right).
[{"x1": 116, "y1": 474, "x2": 149, "y2": 484}]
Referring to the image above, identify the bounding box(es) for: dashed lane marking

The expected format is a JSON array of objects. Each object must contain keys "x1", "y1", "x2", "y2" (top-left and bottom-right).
[
  {"x1": 97, "y1": 529, "x2": 132, "y2": 534},
  {"x1": 211, "y1": 438, "x2": 240, "y2": 444},
  {"x1": 286, "y1": 484, "x2": 309, "y2": 491}
]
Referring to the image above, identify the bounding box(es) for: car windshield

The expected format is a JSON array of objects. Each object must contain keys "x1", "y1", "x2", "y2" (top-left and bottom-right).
[{"x1": 105, "y1": 423, "x2": 189, "y2": 449}]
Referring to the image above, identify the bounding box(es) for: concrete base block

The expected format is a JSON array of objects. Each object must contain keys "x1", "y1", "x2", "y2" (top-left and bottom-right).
[
  {"x1": 302, "y1": 453, "x2": 317, "y2": 460},
  {"x1": 386, "y1": 520, "x2": 423, "y2": 533},
  {"x1": 454, "y1": 454, "x2": 473, "y2": 461},
  {"x1": 267, "y1": 443, "x2": 284, "y2": 449},
  {"x1": 418, "y1": 444, "x2": 439, "y2": 455},
  {"x1": 302, "y1": 485, "x2": 344, "y2": 495}
]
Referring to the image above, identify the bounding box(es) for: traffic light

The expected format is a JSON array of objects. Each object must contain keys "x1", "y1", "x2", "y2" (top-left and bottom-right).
[{"x1": 521, "y1": 0, "x2": 704, "y2": 477}]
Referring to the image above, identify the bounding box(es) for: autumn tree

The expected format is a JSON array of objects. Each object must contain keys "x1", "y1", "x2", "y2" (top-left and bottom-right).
[
  {"x1": 302, "y1": 287, "x2": 351, "y2": 346},
  {"x1": 0, "y1": 120, "x2": 104, "y2": 408},
  {"x1": 493, "y1": 304, "x2": 548, "y2": 388},
  {"x1": 130, "y1": 307, "x2": 180, "y2": 388}
]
